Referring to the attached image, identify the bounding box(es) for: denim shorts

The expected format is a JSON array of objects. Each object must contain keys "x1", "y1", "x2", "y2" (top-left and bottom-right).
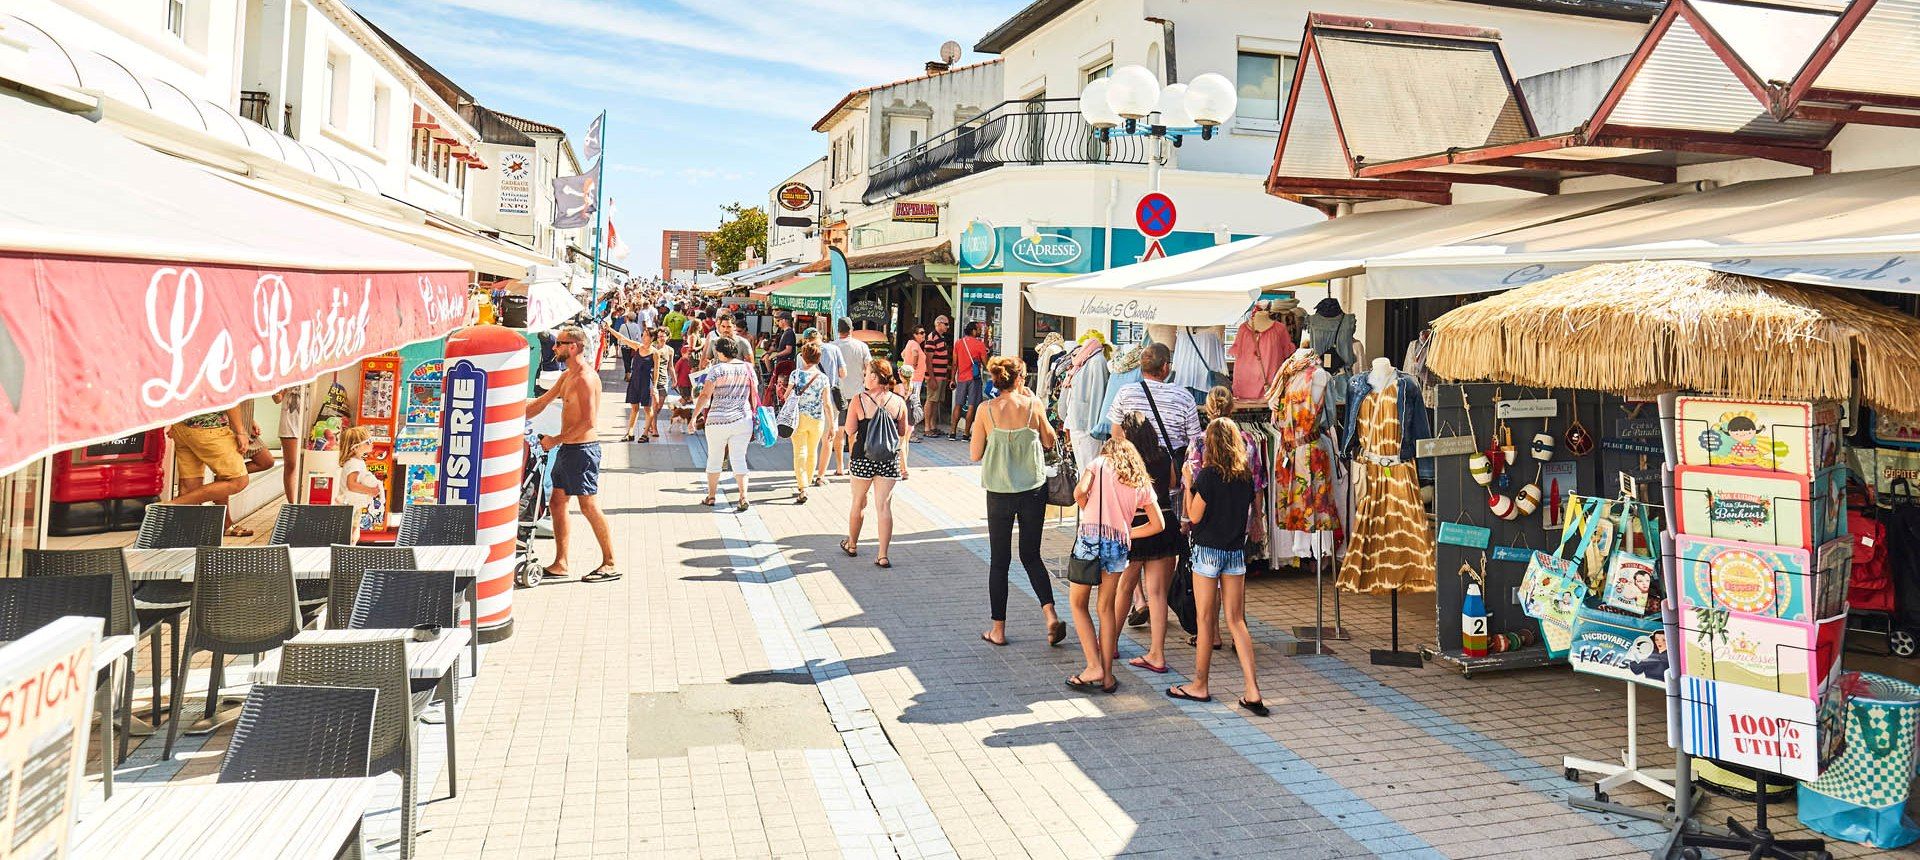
[
  {"x1": 1191, "y1": 545, "x2": 1246, "y2": 578},
  {"x1": 1072, "y1": 535, "x2": 1129, "y2": 575}
]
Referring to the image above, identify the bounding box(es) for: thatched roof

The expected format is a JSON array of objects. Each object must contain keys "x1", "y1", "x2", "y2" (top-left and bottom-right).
[{"x1": 1426, "y1": 261, "x2": 1920, "y2": 419}]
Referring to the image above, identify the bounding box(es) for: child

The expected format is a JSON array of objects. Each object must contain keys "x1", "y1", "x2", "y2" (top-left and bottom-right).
[
  {"x1": 1170, "y1": 417, "x2": 1265, "y2": 715},
  {"x1": 1066, "y1": 433, "x2": 1164, "y2": 695},
  {"x1": 671, "y1": 346, "x2": 696, "y2": 432},
  {"x1": 337, "y1": 426, "x2": 383, "y2": 542}
]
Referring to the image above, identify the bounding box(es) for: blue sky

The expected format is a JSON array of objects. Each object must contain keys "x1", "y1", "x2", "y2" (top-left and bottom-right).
[{"x1": 353, "y1": 0, "x2": 1030, "y2": 278}]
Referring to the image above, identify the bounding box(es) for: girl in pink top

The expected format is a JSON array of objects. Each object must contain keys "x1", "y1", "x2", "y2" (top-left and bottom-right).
[{"x1": 1066, "y1": 435, "x2": 1164, "y2": 695}]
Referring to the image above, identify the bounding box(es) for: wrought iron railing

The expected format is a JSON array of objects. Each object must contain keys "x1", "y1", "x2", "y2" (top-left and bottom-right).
[
  {"x1": 861, "y1": 98, "x2": 1150, "y2": 204},
  {"x1": 240, "y1": 90, "x2": 272, "y2": 129}
]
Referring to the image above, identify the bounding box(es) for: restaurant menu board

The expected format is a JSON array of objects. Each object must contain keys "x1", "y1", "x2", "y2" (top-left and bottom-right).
[{"x1": 0, "y1": 618, "x2": 96, "y2": 860}]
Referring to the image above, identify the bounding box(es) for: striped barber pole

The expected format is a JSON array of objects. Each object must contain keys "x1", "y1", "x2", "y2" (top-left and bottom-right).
[{"x1": 444, "y1": 325, "x2": 529, "y2": 642}]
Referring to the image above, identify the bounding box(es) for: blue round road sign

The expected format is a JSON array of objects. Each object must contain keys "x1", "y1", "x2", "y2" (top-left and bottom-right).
[{"x1": 1135, "y1": 192, "x2": 1176, "y2": 238}]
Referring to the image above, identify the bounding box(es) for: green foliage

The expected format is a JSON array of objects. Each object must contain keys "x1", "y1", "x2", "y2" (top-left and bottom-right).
[{"x1": 709, "y1": 203, "x2": 768, "y2": 275}]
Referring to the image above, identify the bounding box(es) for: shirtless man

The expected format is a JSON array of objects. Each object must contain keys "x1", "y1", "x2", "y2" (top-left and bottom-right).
[{"x1": 527, "y1": 324, "x2": 619, "y2": 582}]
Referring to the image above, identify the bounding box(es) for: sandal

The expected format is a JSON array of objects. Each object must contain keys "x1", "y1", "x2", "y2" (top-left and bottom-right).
[
  {"x1": 541, "y1": 565, "x2": 572, "y2": 579},
  {"x1": 1166, "y1": 685, "x2": 1212, "y2": 703},
  {"x1": 1064, "y1": 673, "x2": 1105, "y2": 693},
  {"x1": 223, "y1": 525, "x2": 254, "y2": 538},
  {"x1": 874, "y1": 556, "x2": 891, "y2": 569},
  {"x1": 1128, "y1": 656, "x2": 1169, "y2": 674},
  {"x1": 1238, "y1": 697, "x2": 1270, "y2": 717},
  {"x1": 1048, "y1": 621, "x2": 1067, "y2": 647},
  {"x1": 734, "y1": 500, "x2": 750, "y2": 513},
  {"x1": 581, "y1": 567, "x2": 623, "y2": 583},
  {"x1": 795, "y1": 493, "x2": 808, "y2": 504},
  {"x1": 981, "y1": 632, "x2": 1007, "y2": 647},
  {"x1": 701, "y1": 495, "x2": 717, "y2": 507},
  {"x1": 840, "y1": 539, "x2": 858, "y2": 557}
]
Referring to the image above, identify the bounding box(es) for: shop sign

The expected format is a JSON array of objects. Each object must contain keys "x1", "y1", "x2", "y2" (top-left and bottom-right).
[
  {"x1": 1437, "y1": 522, "x2": 1491, "y2": 549},
  {"x1": 497, "y1": 152, "x2": 532, "y2": 216},
  {"x1": 958, "y1": 220, "x2": 998, "y2": 270},
  {"x1": 1075, "y1": 296, "x2": 1162, "y2": 322},
  {"x1": 777, "y1": 182, "x2": 814, "y2": 212},
  {"x1": 1415, "y1": 435, "x2": 1476, "y2": 458},
  {"x1": 1495, "y1": 399, "x2": 1557, "y2": 419},
  {"x1": 892, "y1": 201, "x2": 939, "y2": 223},
  {"x1": 439, "y1": 360, "x2": 488, "y2": 505},
  {"x1": 961, "y1": 285, "x2": 1001, "y2": 304},
  {"x1": 1008, "y1": 233, "x2": 1085, "y2": 269},
  {"x1": 0, "y1": 618, "x2": 96, "y2": 858}
]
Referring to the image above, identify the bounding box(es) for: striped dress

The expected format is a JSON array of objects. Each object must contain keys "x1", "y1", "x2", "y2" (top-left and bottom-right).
[{"x1": 1336, "y1": 376, "x2": 1436, "y2": 593}]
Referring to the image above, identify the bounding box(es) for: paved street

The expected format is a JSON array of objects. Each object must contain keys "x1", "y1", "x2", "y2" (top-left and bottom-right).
[{"x1": 363, "y1": 368, "x2": 1862, "y2": 860}]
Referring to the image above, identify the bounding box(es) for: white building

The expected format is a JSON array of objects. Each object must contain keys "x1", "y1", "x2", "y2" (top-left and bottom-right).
[
  {"x1": 767, "y1": 156, "x2": 828, "y2": 266},
  {"x1": 825, "y1": 0, "x2": 1653, "y2": 360}
]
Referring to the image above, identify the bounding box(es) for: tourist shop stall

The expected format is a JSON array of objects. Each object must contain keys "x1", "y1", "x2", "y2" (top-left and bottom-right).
[{"x1": 1420, "y1": 260, "x2": 1920, "y2": 853}]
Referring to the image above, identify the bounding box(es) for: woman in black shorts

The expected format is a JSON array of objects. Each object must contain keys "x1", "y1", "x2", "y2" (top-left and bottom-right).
[
  {"x1": 1113, "y1": 411, "x2": 1184, "y2": 673},
  {"x1": 840, "y1": 359, "x2": 910, "y2": 569}
]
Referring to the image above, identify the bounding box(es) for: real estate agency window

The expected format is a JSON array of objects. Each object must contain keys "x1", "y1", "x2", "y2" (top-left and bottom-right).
[{"x1": 1235, "y1": 51, "x2": 1295, "y2": 128}]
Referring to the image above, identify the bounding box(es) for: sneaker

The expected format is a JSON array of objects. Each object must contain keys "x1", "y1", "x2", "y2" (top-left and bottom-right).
[{"x1": 1126, "y1": 606, "x2": 1149, "y2": 628}]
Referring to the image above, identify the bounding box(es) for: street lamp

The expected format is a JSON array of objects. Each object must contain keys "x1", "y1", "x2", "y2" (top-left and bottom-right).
[{"x1": 1078, "y1": 64, "x2": 1238, "y2": 190}]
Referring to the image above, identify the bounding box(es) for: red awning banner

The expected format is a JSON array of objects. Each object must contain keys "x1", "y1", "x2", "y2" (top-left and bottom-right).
[{"x1": 0, "y1": 253, "x2": 471, "y2": 475}]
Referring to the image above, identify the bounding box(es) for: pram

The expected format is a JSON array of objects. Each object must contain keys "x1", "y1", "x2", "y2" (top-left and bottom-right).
[{"x1": 513, "y1": 426, "x2": 556, "y2": 588}]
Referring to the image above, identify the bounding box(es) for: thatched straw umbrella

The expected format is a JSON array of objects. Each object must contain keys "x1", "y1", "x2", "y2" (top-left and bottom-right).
[{"x1": 1426, "y1": 261, "x2": 1920, "y2": 419}]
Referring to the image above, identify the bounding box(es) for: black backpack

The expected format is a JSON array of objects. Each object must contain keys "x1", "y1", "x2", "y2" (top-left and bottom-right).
[{"x1": 860, "y1": 393, "x2": 901, "y2": 464}]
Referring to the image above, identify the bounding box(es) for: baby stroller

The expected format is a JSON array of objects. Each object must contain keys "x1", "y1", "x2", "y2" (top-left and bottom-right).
[{"x1": 513, "y1": 427, "x2": 556, "y2": 588}]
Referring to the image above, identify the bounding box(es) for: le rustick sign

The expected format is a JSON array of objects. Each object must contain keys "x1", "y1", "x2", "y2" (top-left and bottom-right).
[{"x1": 0, "y1": 618, "x2": 97, "y2": 859}]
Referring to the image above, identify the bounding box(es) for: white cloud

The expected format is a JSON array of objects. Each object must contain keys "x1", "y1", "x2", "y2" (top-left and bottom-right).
[{"x1": 610, "y1": 163, "x2": 664, "y2": 177}]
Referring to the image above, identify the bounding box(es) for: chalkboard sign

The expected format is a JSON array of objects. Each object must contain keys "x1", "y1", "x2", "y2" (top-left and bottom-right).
[{"x1": 82, "y1": 434, "x2": 147, "y2": 459}]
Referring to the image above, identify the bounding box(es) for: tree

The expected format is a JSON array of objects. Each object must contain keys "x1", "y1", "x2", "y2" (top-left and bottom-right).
[{"x1": 708, "y1": 203, "x2": 768, "y2": 275}]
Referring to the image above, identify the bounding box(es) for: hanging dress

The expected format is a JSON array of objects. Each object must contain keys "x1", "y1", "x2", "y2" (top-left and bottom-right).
[
  {"x1": 1336, "y1": 375, "x2": 1436, "y2": 593},
  {"x1": 1269, "y1": 352, "x2": 1338, "y2": 560}
]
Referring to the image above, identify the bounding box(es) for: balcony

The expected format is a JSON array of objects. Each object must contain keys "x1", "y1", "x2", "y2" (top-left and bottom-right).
[
  {"x1": 240, "y1": 90, "x2": 271, "y2": 129},
  {"x1": 861, "y1": 98, "x2": 1150, "y2": 204}
]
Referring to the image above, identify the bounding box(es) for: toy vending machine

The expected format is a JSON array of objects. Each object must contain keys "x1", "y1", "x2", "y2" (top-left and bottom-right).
[
  {"x1": 395, "y1": 357, "x2": 446, "y2": 512},
  {"x1": 356, "y1": 355, "x2": 402, "y2": 542}
]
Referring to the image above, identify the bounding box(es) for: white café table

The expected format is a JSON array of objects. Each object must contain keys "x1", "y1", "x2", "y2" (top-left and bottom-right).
[
  {"x1": 122, "y1": 544, "x2": 488, "y2": 673},
  {"x1": 73, "y1": 777, "x2": 374, "y2": 859}
]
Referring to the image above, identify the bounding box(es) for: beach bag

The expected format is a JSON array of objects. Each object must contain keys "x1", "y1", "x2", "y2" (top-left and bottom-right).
[
  {"x1": 1521, "y1": 497, "x2": 1601, "y2": 658},
  {"x1": 1600, "y1": 498, "x2": 1662, "y2": 615},
  {"x1": 1570, "y1": 600, "x2": 1666, "y2": 687},
  {"x1": 1066, "y1": 476, "x2": 1105, "y2": 586},
  {"x1": 1046, "y1": 435, "x2": 1079, "y2": 508},
  {"x1": 860, "y1": 393, "x2": 901, "y2": 464},
  {"x1": 1798, "y1": 673, "x2": 1920, "y2": 849}
]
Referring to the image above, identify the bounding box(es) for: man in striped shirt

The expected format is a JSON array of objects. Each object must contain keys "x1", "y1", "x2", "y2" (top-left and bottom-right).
[
  {"x1": 920, "y1": 315, "x2": 953, "y2": 436},
  {"x1": 1107, "y1": 342, "x2": 1202, "y2": 454}
]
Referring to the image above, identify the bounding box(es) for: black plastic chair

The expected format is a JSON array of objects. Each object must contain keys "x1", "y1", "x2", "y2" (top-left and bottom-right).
[
  {"x1": 21, "y1": 548, "x2": 146, "y2": 758},
  {"x1": 396, "y1": 504, "x2": 476, "y2": 547},
  {"x1": 0, "y1": 574, "x2": 123, "y2": 796},
  {"x1": 272, "y1": 504, "x2": 357, "y2": 620},
  {"x1": 325, "y1": 546, "x2": 416, "y2": 630},
  {"x1": 218, "y1": 684, "x2": 376, "y2": 860},
  {"x1": 348, "y1": 570, "x2": 458, "y2": 632},
  {"x1": 129, "y1": 504, "x2": 224, "y2": 718},
  {"x1": 281, "y1": 639, "x2": 435, "y2": 859},
  {"x1": 163, "y1": 546, "x2": 302, "y2": 760}
]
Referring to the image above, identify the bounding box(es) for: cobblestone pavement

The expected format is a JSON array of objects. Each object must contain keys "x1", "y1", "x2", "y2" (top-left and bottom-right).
[{"x1": 95, "y1": 367, "x2": 1900, "y2": 858}]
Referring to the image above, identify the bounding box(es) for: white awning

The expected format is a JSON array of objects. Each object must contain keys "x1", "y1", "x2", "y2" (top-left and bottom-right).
[
  {"x1": 1366, "y1": 166, "x2": 1920, "y2": 298},
  {"x1": 1027, "y1": 184, "x2": 1691, "y2": 326}
]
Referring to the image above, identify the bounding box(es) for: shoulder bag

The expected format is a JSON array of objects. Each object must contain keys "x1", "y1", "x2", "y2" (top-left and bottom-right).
[
  {"x1": 1184, "y1": 327, "x2": 1230, "y2": 392},
  {"x1": 1138, "y1": 381, "x2": 1199, "y2": 635},
  {"x1": 1065, "y1": 466, "x2": 1105, "y2": 586}
]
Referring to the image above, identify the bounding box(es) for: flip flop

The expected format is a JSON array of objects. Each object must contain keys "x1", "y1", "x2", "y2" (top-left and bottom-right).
[
  {"x1": 874, "y1": 556, "x2": 891, "y2": 569},
  {"x1": 700, "y1": 496, "x2": 717, "y2": 507},
  {"x1": 581, "y1": 569, "x2": 622, "y2": 583},
  {"x1": 1166, "y1": 685, "x2": 1212, "y2": 703},
  {"x1": 1128, "y1": 657, "x2": 1169, "y2": 674},
  {"x1": 541, "y1": 565, "x2": 573, "y2": 579},
  {"x1": 981, "y1": 633, "x2": 1006, "y2": 647},
  {"x1": 1238, "y1": 697, "x2": 1270, "y2": 717},
  {"x1": 1064, "y1": 674, "x2": 1105, "y2": 692},
  {"x1": 1048, "y1": 621, "x2": 1067, "y2": 647}
]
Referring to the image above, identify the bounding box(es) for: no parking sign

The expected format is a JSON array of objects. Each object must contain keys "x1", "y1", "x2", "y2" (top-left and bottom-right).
[{"x1": 1135, "y1": 192, "x2": 1176, "y2": 261}]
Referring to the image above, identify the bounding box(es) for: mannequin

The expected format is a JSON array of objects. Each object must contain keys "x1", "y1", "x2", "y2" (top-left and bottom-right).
[
  {"x1": 1172, "y1": 324, "x2": 1227, "y2": 396},
  {"x1": 1267, "y1": 344, "x2": 1337, "y2": 559},
  {"x1": 1230, "y1": 305, "x2": 1295, "y2": 401},
  {"x1": 1059, "y1": 335, "x2": 1111, "y2": 469},
  {"x1": 1337, "y1": 356, "x2": 1435, "y2": 594},
  {"x1": 1034, "y1": 332, "x2": 1067, "y2": 400}
]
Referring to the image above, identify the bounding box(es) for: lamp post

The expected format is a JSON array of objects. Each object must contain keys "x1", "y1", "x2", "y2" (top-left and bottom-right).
[{"x1": 1079, "y1": 65, "x2": 1236, "y2": 192}]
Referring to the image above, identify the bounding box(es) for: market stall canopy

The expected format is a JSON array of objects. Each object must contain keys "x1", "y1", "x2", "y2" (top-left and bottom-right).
[
  {"x1": 0, "y1": 91, "x2": 473, "y2": 475},
  {"x1": 771, "y1": 269, "x2": 908, "y2": 312},
  {"x1": 1367, "y1": 165, "x2": 1920, "y2": 298},
  {"x1": 1026, "y1": 183, "x2": 1689, "y2": 327},
  {"x1": 1426, "y1": 260, "x2": 1920, "y2": 419}
]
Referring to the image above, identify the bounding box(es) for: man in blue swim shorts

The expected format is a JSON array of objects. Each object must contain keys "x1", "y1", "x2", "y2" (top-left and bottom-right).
[{"x1": 528, "y1": 325, "x2": 620, "y2": 582}]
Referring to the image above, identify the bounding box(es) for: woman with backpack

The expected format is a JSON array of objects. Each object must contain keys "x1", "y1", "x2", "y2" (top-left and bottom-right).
[
  {"x1": 841, "y1": 359, "x2": 910, "y2": 568},
  {"x1": 969, "y1": 356, "x2": 1064, "y2": 648},
  {"x1": 1167, "y1": 417, "x2": 1266, "y2": 715},
  {"x1": 1065, "y1": 432, "x2": 1164, "y2": 694}
]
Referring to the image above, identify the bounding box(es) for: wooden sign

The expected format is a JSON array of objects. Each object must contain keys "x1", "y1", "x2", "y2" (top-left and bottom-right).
[
  {"x1": 1496, "y1": 399, "x2": 1559, "y2": 419},
  {"x1": 1438, "y1": 522, "x2": 1492, "y2": 549},
  {"x1": 1415, "y1": 435, "x2": 1477, "y2": 458},
  {"x1": 1491, "y1": 545, "x2": 1535, "y2": 563}
]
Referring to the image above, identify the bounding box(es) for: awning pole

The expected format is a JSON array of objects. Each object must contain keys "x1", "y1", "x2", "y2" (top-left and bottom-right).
[{"x1": 589, "y1": 109, "x2": 607, "y2": 310}]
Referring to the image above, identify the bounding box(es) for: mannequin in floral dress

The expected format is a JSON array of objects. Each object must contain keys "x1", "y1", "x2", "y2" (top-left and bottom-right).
[{"x1": 1266, "y1": 347, "x2": 1339, "y2": 561}]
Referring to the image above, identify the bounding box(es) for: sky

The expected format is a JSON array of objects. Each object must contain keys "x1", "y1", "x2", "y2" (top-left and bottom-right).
[{"x1": 352, "y1": 0, "x2": 1031, "y2": 279}]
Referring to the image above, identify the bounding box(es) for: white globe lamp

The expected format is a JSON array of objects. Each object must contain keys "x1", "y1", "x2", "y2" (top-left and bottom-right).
[
  {"x1": 1156, "y1": 83, "x2": 1195, "y2": 131},
  {"x1": 1078, "y1": 77, "x2": 1119, "y2": 130},
  {"x1": 1184, "y1": 72, "x2": 1238, "y2": 139},
  {"x1": 1106, "y1": 64, "x2": 1161, "y2": 128}
]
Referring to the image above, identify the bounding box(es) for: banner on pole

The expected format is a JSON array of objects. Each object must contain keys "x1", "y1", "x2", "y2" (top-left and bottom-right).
[
  {"x1": 828, "y1": 247, "x2": 849, "y2": 325},
  {"x1": 553, "y1": 173, "x2": 598, "y2": 229}
]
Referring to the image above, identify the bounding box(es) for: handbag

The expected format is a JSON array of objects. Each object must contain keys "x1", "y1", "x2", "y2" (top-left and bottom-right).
[
  {"x1": 1600, "y1": 498, "x2": 1661, "y2": 615},
  {"x1": 750, "y1": 367, "x2": 777, "y2": 448},
  {"x1": 1066, "y1": 466, "x2": 1105, "y2": 586},
  {"x1": 1046, "y1": 434, "x2": 1079, "y2": 508}
]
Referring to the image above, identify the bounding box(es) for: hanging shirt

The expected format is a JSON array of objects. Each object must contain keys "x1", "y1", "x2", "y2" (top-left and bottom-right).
[
  {"x1": 1228, "y1": 321, "x2": 1294, "y2": 400},
  {"x1": 1170, "y1": 327, "x2": 1227, "y2": 394}
]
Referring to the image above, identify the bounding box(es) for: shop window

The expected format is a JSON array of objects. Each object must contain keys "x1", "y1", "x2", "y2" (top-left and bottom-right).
[{"x1": 1235, "y1": 51, "x2": 1294, "y2": 128}]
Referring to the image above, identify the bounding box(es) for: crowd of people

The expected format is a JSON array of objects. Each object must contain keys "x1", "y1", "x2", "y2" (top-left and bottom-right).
[{"x1": 540, "y1": 281, "x2": 1266, "y2": 711}]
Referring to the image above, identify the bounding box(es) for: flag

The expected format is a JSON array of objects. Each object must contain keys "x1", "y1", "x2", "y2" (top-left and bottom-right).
[
  {"x1": 829, "y1": 246, "x2": 849, "y2": 325},
  {"x1": 553, "y1": 172, "x2": 597, "y2": 228},
  {"x1": 606, "y1": 218, "x2": 630, "y2": 262},
  {"x1": 583, "y1": 113, "x2": 604, "y2": 165}
]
